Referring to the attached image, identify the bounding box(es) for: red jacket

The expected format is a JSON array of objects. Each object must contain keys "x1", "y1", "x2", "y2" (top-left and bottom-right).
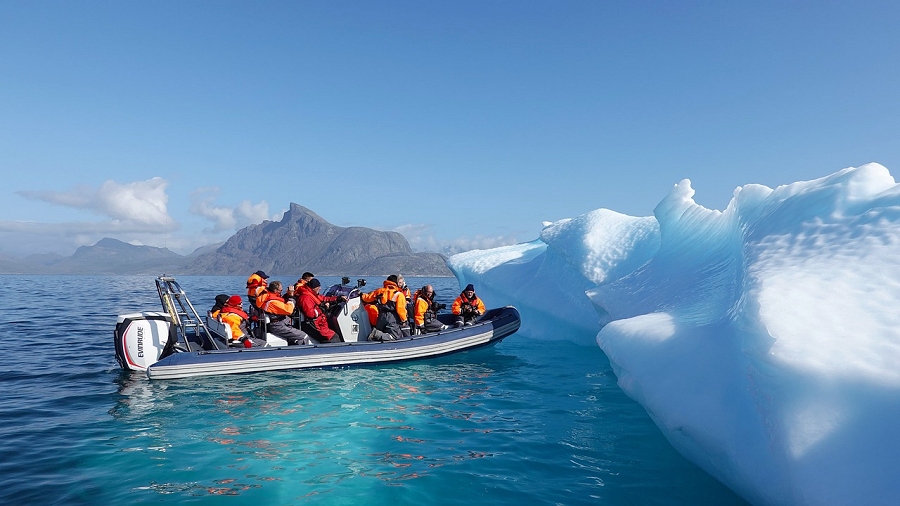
[
  {"x1": 297, "y1": 285, "x2": 340, "y2": 320},
  {"x1": 297, "y1": 285, "x2": 341, "y2": 340}
]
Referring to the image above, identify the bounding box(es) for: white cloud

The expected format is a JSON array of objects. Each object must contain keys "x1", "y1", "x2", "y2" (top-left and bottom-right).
[
  {"x1": 189, "y1": 187, "x2": 271, "y2": 232},
  {"x1": 2, "y1": 178, "x2": 281, "y2": 257},
  {"x1": 17, "y1": 177, "x2": 172, "y2": 227},
  {"x1": 236, "y1": 200, "x2": 272, "y2": 225},
  {"x1": 4, "y1": 177, "x2": 185, "y2": 256}
]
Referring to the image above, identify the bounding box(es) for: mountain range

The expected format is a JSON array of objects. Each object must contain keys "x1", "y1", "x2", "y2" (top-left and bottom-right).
[{"x1": 0, "y1": 203, "x2": 452, "y2": 276}]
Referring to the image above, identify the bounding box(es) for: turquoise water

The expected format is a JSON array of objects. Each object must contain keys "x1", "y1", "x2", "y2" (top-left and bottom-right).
[{"x1": 0, "y1": 275, "x2": 747, "y2": 505}]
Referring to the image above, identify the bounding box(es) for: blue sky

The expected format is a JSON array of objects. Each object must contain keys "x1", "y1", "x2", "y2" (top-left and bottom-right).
[{"x1": 1, "y1": 1, "x2": 898, "y2": 257}]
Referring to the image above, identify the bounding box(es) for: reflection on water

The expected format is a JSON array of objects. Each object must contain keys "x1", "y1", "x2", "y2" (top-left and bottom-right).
[
  {"x1": 0, "y1": 275, "x2": 747, "y2": 505},
  {"x1": 110, "y1": 355, "x2": 529, "y2": 494}
]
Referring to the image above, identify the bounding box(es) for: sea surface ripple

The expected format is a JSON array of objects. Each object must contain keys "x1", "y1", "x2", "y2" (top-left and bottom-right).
[{"x1": 0, "y1": 275, "x2": 747, "y2": 505}]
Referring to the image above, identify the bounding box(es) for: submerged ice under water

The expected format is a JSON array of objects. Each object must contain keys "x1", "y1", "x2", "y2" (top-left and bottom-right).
[{"x1": 0, "y1": 275, "x2": 746, "y2": 505}]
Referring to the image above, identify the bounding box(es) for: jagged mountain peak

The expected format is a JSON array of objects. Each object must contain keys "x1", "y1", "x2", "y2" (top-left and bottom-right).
[
  {"x1": 283, "y1": 203, "x2": 328, "y2": 223},
  {"x1": 186, "y1": 204, "x2": 449, "y2": 276}
]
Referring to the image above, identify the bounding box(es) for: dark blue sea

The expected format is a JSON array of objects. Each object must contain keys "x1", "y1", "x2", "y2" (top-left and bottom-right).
[{"x1": 0, "y1": 275, "x2": 747, "y2": 505}]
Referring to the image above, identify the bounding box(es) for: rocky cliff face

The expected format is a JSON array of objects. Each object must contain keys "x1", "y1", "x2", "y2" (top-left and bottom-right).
[{"x1": 185, "y1": 203, "x2": 451, "y2": 276}]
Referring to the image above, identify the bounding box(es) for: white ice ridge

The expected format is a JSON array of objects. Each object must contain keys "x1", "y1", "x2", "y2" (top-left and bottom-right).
[{"x1": 448, "y1": 163, "x2": 900, "y2": 506}]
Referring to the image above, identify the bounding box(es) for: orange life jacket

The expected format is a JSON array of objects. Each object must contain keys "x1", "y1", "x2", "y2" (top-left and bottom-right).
[
  {"x1": 413, "y1": 289, "x2": 443, "y2": 325},
  {"x1": 452, "y1": 292, "x2": 485, "y2": 315},
  {"x1": 255, "y1": 290, "x2": 295, "y2": 316},
  {"x1": 220, "y1": 305, "x2": 248, "y2": 320},
  {"x1": 246, "y1": 273, "x2": 268, "y2": 299},
  {"x1": 361, "y1": 281, "x2": 408, "y2": 323},
  {"x1": 219, "y1": 305, "x2": 249, "y2": 339}
]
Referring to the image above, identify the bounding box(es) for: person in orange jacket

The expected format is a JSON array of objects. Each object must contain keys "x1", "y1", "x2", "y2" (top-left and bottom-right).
[
  {"x1": 218, "y1": 295, "x2": 250, "y2": 344},
  {"x1": 360, "y1": 274, "x2": 408, "y2": 340},
  {"x1": 246, "y1": 270, "x2": 269, "y2": 304},
  {"x1": 297, "y1": 278, "x2": 346, "y2": 343},
  {"x1": 412, "y1": 285, "x2": 448, "y2": 334},
  {"x1": 210, "y1": 295, "x2": 262, "y2": 348},
  {"x1": 452, "y1": 284, "x2": 485, "y2": 327},
  {"x1": 255, "y1": 280, "x2": 312, "y2": 346},
  {"x1": 245, "y1": 270, "x2": 269, "y2": 327}
]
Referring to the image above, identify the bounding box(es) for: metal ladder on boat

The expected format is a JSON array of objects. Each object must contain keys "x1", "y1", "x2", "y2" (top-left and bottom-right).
[{"x1": 155, "y1": 276, "x2": 224, "y2": 351}]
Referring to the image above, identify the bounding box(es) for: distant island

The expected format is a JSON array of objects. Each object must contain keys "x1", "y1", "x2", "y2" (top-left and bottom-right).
[{"x1": 0, "y1": 203, "x2": 452, "y2": 276}]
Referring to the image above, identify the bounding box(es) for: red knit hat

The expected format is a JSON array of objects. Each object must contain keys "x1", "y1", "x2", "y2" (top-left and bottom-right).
[{"x1": 227, "y1": 295, "x2": 242, "y2": 306}]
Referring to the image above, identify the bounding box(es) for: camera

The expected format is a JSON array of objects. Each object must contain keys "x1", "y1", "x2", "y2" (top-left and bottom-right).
[{"x1": 435, "y1": 303, "x2": 447, "y2": 311}]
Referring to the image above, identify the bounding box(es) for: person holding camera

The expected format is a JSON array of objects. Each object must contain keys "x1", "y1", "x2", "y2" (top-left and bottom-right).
[
  {"x1": 255, "y1": 280, "x2": 312, "y2": 346},
  {"x1": 452, "y1": 284, "x2": 486, "y2": 327},
  {"x1": 297, "y1": 278, "x2": 346, "y2": 343},
  {"x1": 412, "y1": 285, "x2": 449, "y2": 334}
]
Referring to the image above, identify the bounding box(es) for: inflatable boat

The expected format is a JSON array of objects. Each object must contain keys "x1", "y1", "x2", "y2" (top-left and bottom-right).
[{"x1": 115, "y1": 276, "x2": 520, "y2": 380}]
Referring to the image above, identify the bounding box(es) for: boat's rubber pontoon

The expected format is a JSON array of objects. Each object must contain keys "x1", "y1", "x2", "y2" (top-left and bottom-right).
[{"x1": 115, "y1": 276, "x2": 520, "y2": 380}]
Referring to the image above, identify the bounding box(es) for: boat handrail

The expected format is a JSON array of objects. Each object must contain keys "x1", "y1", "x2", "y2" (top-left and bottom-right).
[{"x1": 155, "y1": 276, "x2": 222, "y2": 351}]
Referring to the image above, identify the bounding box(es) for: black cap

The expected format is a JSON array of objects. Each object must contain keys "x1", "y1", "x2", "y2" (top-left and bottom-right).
[
  {"x1": 255, "y1": 270, "x2": 269, "y2": 279},
  {"x1": 464, "y1": 284, "x2": 475, "y2": 292},
  {"x1": 308, "y1": 278, "x2": 321, "y2": 289}
]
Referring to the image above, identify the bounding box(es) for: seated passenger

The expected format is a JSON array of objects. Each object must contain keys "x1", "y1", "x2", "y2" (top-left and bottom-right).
[
  {"x1": 218, "y1": 295, "x2": 264, "y2": 347},
  {"x1": 255, "y1": 280, "x2": 312, "y2": 346},
  {"x1": 292, "y1": 272, "x2": 315, "y2": 293},
  {"x1": 290, "y1": 272, "x2": 316, "y2": 320},
  {"x1": 245, "y1": 270, "x2": 269, "y2": 330},
  {"x1": 246, "y1": 270, "x2": 269, "y2": 306},
  {"x1": 412, "y1": 285, "x2": 448, "y2": 334},
  {"x1": 209, "y1": 294, "x2": 229, "y2": 317},
  {"x1": 360, "y1": 274, "x2": 409, "y2": 341},
  {"x1": 452, "y1": 284, "x2": 485, "y2": 327},
  {"x1": 297, "y1": 278, "x2": 346, "y2": 343}
]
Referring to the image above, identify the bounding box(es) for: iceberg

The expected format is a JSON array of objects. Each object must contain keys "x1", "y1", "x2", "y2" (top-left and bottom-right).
[{"x1": 448, "y1": 163, "x2": 900, "y2": 506}]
